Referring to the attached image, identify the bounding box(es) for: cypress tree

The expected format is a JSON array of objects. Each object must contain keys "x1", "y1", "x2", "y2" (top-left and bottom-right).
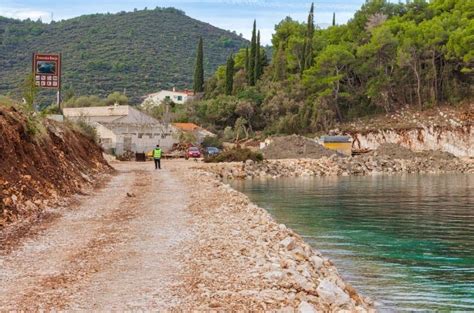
[
  {"x1": 225, "y1": 54, "x2": 235, "y2": 95},
  {"x1": 245, "y1": 46, "x2": 249, "y2": 75},
  {"x1": 193, "y1": 37, "x2": 204, "y2": 93},
  {"x1": 332, "y1": 12, "x2": 336, "y2": 26},
  {"x1": 248, "y1": 20, "x2": 257, "y2": 86},
  {"x1": 254, "y1": 30, "x2": 262, "y2": 82},
  {"x1": 301, "y1": 3, "x2": 315, "y2": 75}
]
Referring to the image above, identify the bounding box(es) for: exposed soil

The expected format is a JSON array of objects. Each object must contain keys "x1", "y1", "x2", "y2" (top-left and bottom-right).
[
  {"x1": 374, "y1": 143, "x2": 456, "y2": 160},
  {"x1": 0, "y1": 106, "x2": 110, "y2": 228},
  {"x1": 262, "y1": 135, "x2": 337, "y2": 159}
]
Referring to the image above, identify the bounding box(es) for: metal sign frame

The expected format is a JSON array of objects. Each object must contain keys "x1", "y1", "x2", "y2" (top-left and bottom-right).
[{"x1": 32, "y1": 53, "x2": 61, "y2": 89}]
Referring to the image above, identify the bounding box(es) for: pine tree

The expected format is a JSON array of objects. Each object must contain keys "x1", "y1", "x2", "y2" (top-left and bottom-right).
[
  {"x1": 248, "y1": 20, "x2": 257, "y2": 86},
  {"x1": 301, "y1": 3, "x2": 315, "y2": 75},
  {"x1": 225, "y1": 54, "x2": 235, "y2": 95},
  {"x1": 254, "y1": 30, "x2": 262, "y2": 82},
  {"x1": 332, "y1": 12, "x2": 336, "y2": 26},
  {"x1": 193, "y1": 37, "x2": 204, "y2": 93}
]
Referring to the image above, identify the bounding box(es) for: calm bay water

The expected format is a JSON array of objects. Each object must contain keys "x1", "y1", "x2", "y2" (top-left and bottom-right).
[{"x1": 233, "y1": 174, "x2": 474, "y2": 311}]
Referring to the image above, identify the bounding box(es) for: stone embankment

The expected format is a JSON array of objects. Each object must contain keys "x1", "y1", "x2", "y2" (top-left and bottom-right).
[
  {"x1": 206, "y1": 153, "x2": 473, "y2": 180},
  {"x1": 177, "y1": 169, "x2": 374, "y2": 311}
]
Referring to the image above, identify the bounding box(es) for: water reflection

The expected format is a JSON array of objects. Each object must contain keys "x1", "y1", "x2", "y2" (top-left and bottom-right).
[{"x1": 233, "y1": 174, "x2": 474, "y2": 311}]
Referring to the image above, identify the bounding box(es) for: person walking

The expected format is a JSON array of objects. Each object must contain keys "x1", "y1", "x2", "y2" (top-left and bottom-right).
[{"x1": 153, "y1": 144, "x2": 162, "y2": 170}]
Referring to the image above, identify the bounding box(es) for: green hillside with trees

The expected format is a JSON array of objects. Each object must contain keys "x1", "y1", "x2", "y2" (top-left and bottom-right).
[
  {"x1": 174, "y1": 0, "x2": 472, "y2": 138},
  {"x1": 0, "y1": 7, "x2": 247, "y2": 104}
]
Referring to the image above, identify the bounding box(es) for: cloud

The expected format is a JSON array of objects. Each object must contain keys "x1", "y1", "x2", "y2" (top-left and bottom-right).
[{"x1": 0, "y1": 7, "x2": 51, "y2": 22}]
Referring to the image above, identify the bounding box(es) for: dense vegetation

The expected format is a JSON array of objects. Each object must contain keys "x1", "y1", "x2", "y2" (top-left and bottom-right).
[
  {"x1": 0, "y1": 7, "x2": 247, "y2": 105},
  {"x1": 175, "y1": 0, "x2": 473, "y2": 137}
]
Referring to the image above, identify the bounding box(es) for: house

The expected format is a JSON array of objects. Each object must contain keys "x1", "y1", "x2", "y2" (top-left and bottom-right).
[
  {"x1": 320, "y1": 135, "x2": 352, "y2": 156},
  {"x1": 142, "y1": 87, "x2": 195, "y2": 107},
  {"x1": 63, "y1": 105, "x2": 178, "y2": 155},
  {"x1": 172, "y1": 122, "x2": 215, "y2": 143}
]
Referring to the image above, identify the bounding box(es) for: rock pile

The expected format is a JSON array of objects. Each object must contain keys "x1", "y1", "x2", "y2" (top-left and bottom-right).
[
  {"x1": 373, "y1": 143, "x2": 456, "y2": 160},
  {"x1": 262, "y1": 135, "x2": 337, "y2": 159},
  {"x1": 205, "y1": 154, "x2": 473, "y2": 179},
  {"x1": 176, "y1": 169, "x2": 374, "y2": 311}
]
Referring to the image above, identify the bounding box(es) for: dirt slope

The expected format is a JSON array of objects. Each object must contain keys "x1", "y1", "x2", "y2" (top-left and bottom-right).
[
  {"x1": 262, "y1": 135, "x2": 337, "y2": 159},
  {"x1": 0, "y1": 105, "x2": 110, "y2": 228}
]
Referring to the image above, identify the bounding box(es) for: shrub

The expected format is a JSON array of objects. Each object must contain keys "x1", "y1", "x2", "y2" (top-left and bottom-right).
[
  {"x1": 201, "y1": 135, "x2": 223, "y2": 148},
  {"x1": 204, "y1": 147, "x2": 263, "y2": 163},
  {"x1": 25, "y1": 114, "x2": 46, "y2": 138},
  {"x1": 66, "y1": 119, "x2": 98, "y2": 142}
]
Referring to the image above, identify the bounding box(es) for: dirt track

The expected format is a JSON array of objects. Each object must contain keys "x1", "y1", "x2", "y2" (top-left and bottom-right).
[{"x1": 0, "y1": 161, "x2": 192, "y2": 310}]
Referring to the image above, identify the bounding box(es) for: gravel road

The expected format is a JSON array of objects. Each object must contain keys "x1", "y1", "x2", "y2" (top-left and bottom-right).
[{"x1": 0, "y1": 161, "x2": 191, "y2": 310}]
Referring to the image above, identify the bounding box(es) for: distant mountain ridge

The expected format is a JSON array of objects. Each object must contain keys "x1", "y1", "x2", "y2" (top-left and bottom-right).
[{"x1": 0, "y1": 7, "x2": 248, "y2": 104}]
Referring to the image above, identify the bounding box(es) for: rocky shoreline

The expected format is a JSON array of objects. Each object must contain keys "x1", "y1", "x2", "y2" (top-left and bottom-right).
[
  {"x1": 177, "y1": 153, "x2": 472, "y2": 310},
  {"x1": 205, "y1": 154, "x2": 473, "y2": 180},
  {"x1": 175, "y1": 167, "x2": 374, "y2": 311}
]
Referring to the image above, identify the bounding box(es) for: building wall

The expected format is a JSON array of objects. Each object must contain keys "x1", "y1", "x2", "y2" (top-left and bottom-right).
[
  {"x1": 100, "y1": 123, "x2": 178, "y2": 155},
  {"x1": 144, "y1": 91, "x2": 193, "y2": 105},
  {"x1": 64, "y1": 106, "x2": 129, "y2": 118},
  {"x1": 95, "y1": 123, "x2": 117, "y2": 152},
  {"x1": 64, "y1": 106, "x2": 179, "y2": 155},
  {"x1": 64, "y1": 106, "x2": 159, "y2": 125}
]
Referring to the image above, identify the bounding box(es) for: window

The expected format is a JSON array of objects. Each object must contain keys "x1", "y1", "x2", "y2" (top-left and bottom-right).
[
  {"x1": 177, "y1": 96, "x2": 183, "y2": 101},
  {"x1": 165, "y1": 96, "x2": 171, "y2": 100}
]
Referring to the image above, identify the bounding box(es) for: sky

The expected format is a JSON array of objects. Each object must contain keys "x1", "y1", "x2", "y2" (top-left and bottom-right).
[{"x1": 0, "y1": 0, "x2": 370, "y2": 45}]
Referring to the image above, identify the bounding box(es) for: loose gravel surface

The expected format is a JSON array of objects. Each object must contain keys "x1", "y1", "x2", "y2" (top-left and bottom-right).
[
  {"x1": 0, "y1": 161, "x2": 191, "y2": 310},
  {"x1": 0, "y1": 160, "x2": 372, "y2": 311}
]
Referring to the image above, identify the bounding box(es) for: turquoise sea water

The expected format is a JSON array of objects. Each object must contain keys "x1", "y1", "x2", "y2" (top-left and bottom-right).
[{"x1": 233, "y1": 174, "x2": 474, "y2": 311}]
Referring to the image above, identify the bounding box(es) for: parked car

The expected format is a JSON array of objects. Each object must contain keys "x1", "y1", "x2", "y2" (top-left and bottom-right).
[
  {"x1": 186, "y1": 146, "x2": 201, "y2": 158},
  {"x1": 204, "y1": 146, "x2": 221, "y2": 156}
]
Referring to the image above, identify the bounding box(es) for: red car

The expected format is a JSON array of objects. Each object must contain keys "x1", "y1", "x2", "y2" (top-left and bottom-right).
[{"x1": 187, "y1": 146, "x2": 201, "y2": 158}]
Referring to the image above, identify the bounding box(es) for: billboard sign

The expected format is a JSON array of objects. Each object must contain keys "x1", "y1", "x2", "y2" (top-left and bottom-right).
[{"x1": 32, "y1": 53, "x2": 61, "y2": 89}]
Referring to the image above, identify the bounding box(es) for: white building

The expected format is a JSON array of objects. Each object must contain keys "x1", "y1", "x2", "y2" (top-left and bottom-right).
[
  {"x1": 63, "y1": 105, "x2": 178, "y2": 155},
  {"x1": 142, "y1": 88, "x2": 195, "y2": 107}
]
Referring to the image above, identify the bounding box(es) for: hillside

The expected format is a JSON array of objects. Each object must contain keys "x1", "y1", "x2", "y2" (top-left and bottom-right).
[
  {"x1": 0, "y1": 7, "x2": 248, "y2": 104},
  {"x1": 184, "y1": 0, "x2": 472, "y2": 138}
]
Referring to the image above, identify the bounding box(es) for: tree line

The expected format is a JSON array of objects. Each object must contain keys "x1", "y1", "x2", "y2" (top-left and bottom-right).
[{"x1": 184, "y1": 0, "x2": 472, "y2": 138}]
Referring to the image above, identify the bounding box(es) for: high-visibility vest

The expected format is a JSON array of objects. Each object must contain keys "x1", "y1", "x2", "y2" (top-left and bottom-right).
[{"x1": 153, "y1": 148, "x2": 162, "y2": 158}]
